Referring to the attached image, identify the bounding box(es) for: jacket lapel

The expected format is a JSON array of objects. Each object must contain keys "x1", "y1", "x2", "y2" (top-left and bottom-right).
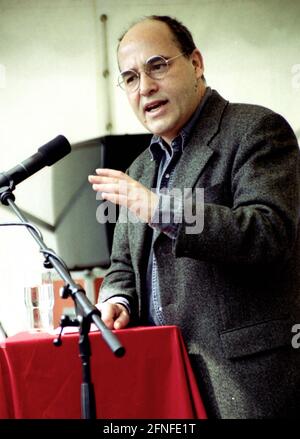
[
  {"x1": 152, "y1": 90, "x2": 229, "y2": 249},
  {"x1": 171, "y1": 90, "x2": 228, "y2": 191}
]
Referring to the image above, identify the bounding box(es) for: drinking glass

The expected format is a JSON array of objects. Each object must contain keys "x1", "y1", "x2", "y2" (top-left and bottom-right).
[{"x1": 24, "y1": 274, "x2": 54, "y2": 332}]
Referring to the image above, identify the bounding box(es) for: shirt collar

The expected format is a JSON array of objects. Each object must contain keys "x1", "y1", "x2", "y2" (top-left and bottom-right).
[{"x1": 149, "y1": 86, "x2": 212, "y2": 161}]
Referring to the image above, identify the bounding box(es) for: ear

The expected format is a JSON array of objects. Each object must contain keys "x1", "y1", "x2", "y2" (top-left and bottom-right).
[{"x1": 190, "y1": 49, "x2": 204, "y2": 80}]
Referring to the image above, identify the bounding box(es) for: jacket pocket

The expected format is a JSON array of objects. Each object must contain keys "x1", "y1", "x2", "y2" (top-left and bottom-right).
[{"x1": 220, "y1": 318, "x2": 293, "y2": 359}]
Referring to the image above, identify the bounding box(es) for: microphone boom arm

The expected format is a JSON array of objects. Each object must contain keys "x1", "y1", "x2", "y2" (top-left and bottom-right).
[{"x1": 0, "y1": 182, "x2": 125, "y2": 358}]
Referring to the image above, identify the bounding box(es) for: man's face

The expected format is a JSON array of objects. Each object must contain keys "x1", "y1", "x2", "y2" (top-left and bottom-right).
[{"x1": 117, "y1": 20, "x2": 204, "y2": 144}]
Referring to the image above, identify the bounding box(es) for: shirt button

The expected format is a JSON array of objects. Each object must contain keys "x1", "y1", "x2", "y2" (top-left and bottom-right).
[
  {"x1": 159, "y1": 307, "x2": 163, "y2": 312},
  {"x1": 165, "y1": 173, "x2": 170, "y2": 178}
]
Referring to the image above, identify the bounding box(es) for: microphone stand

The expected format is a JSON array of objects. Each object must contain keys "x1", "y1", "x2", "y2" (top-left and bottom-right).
[{"x1": 0, "y1": 180, "x2": 125, "y2": 419}]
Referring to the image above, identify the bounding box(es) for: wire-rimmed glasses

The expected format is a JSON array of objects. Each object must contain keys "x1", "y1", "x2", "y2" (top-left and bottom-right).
[{"x1": 118, "y1": 53, "x2": 186, "y2": 93}]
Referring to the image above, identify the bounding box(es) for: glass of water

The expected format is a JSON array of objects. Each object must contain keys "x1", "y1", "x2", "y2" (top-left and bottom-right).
[{"x1": 24, "y1": 271, "x2": 54, "y2": 332}]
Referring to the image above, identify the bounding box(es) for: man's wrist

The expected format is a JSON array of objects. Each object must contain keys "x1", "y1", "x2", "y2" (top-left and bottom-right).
[
  {"x1": 149, "y1": 193, "x2": 183, "y2": 239},
  {"x1": 102, "y1": 296, "x2": 131, "y2": 314}
]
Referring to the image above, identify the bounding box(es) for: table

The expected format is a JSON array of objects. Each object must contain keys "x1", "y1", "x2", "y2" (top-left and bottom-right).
[{"x1": 0, "y1": 325, "x2": 207, "y2": 419}]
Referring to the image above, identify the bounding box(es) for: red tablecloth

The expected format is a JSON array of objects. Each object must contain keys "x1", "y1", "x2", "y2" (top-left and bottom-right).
[{"x1": 0, "y1": 325, "x2": 207, "y2": 419}]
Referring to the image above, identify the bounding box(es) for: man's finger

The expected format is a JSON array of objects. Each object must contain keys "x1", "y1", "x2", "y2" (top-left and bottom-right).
[
  {"x1": 97, "y1": 303, "x2": 116, "y2": 329},
  {"x1": 113, "y1": 307, "x2": 130, "y2": 329},
  {"x1": 95, "y1": 168, "x2": 125, "y2": 178}
]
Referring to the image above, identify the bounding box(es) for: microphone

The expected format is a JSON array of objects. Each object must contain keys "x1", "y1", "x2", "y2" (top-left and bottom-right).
[{"x1": 0, "y1": 135, "x2": 71, "y2": 188}]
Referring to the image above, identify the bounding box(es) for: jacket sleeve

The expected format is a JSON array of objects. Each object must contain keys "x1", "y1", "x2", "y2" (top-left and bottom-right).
[
  {"x1": 99, "y1": 205, "x2": 139, "y2": 317},
  {"x1": 174, "y1": 112, "x2": 300, "y2": 265}
]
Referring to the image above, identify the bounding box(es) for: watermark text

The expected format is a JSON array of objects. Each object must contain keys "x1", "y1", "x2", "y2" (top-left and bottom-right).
[
  {"x1": 291, "y1": 64, "x2": 300, "y2": 90},
  {"x1": 0, "y1": 64, "x2": 6, "y2": 89},
  {"x1": 96, "y1": 187, "x2": 205, "y2": 234}
]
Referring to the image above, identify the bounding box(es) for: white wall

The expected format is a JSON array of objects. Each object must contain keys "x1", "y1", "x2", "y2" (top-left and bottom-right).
[{"x1": 0, "y1": 0, "x2": 299, "y2": 336}]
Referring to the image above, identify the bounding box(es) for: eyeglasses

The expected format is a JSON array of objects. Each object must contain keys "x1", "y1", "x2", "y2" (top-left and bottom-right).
[{"x1": 118, "y1": 53, "x2": 186, "y2": 93}]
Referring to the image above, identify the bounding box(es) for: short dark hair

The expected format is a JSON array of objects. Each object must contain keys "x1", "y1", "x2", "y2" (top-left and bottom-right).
[
  {"x1": 118, "y1": 15, "x2": 196, "y2": 55},
  {"x1": 118, "y1": 15, "x2": 205, "y2": 81},
  {"x1": 147, "y1": 15, "x2": 196, "y2": 55}
]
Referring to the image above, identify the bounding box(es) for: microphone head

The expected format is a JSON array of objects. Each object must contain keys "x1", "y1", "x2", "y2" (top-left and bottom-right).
[{"x1": 38, "y1": 135, "x2": 71, "y2": 166}]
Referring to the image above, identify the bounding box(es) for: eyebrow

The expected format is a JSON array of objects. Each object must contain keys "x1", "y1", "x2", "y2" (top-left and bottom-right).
[{"x1": 120, "y1": 54, "x2": 171, "y2": 73}]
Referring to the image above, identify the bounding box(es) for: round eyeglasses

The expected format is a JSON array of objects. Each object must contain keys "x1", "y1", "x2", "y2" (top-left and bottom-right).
[{"x1": 118, "y1": 53, "x2": 186, "y2": 93}]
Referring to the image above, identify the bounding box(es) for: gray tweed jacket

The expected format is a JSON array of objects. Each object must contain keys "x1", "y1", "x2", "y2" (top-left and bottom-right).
[{"x1": 100, "y1": 89, "x2": 300, "y2": 418}]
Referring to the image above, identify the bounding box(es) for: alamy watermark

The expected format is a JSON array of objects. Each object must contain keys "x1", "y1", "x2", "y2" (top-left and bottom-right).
[
  {"x1": 291, "y1": 64, "x2": 300, "y2": 90},
  {"x1": 95, "y1": 187, "x2": 205, "y2": 234},
  {"x1": 0, "y1": 64, "x2": 6, "y2": 89},
  {"x1": 291, "y1": 324, "x2": 300, "y2": 348}
]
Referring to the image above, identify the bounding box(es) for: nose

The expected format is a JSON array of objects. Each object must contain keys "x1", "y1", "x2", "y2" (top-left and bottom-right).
[{"x1": 139, "y1": 71, "x2": 158, "y2": 96}]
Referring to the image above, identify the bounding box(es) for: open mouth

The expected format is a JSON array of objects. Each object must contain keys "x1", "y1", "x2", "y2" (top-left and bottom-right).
[{"x1": 144, "y1": 100, "x2": 168, "y2": 113}]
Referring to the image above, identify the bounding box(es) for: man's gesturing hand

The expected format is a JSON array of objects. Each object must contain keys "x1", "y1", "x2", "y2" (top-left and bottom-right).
[{"x1": 88, "y1": 168, "x2": 158, "y2": 223}]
